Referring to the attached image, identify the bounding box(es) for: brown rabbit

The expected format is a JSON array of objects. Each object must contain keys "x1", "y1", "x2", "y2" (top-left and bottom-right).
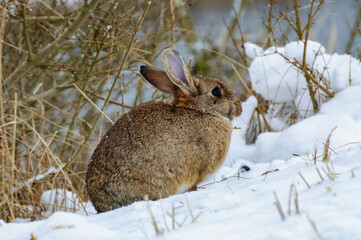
[{"x1": 86, "y1": 49, "x2": 242, "y2": 212}]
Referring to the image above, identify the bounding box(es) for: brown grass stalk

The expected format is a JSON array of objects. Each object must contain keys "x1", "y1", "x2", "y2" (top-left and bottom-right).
[{"x1": 273, "y1": 191, "x2": 285, "y2": 220}]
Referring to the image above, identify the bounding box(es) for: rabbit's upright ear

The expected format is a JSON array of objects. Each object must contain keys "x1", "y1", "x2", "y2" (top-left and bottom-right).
[
  {"x1": 140, "y1": 65, "x2": 177, "y2": 94},
  {"x1": 162, "y1": 49, "x2": 198, "y2": 95}
]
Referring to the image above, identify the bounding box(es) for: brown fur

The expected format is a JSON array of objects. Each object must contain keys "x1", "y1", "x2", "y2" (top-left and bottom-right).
[{"x1": 86, "y1": 49, "x2": 242, "y2": 212}]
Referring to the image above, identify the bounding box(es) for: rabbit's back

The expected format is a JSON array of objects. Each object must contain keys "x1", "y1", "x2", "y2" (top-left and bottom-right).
[{"x1": 86, "y1": 102, "x2": 232, "y2": 212}]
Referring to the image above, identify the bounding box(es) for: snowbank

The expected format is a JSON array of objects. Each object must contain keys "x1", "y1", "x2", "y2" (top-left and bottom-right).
[{"x1": 245, "y1": 40, "x2": 361, "y2": 119}]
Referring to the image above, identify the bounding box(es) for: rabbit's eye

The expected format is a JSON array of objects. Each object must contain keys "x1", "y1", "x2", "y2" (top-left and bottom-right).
[{"x1": 212, "y1": 87, "x2": 222, "y2": 98}]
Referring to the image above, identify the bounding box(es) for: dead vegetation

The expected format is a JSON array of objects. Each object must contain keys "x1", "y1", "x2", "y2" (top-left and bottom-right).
[{"x1": 0, "y1": 0, "x2": 194, "y2": 222}]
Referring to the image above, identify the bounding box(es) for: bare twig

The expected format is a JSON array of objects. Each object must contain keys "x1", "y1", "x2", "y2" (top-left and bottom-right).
[
  {"x1": 298, "y1": 172, "x2": 311, "y2": 189},
  {"x1": 73, "y1": 84, "x2": 114, "y2": 124},
  {"x1": 307, "y1": 215, "x2": 323, "y2": 240},
  {"x1": 63, "y1": 1, "x2": 151, "y2": 171},
  {"x1": 169, "y1": 0, "x2": 175, "y2": 48},
  {"x1": 21, "y1": 0, "x2": 34, "y2": 61},
  {"x1": 322, "y1": 127, "x2": 336, "y2": 162},
  {"x1": 185, "y1": 195, "x2": 202, "y2": 223},
  {"x1": 294, "y1": 186, "x2": 299, "y2": 214},
  {"x1": 5, "y1": 0, "x2": 104, "y2": 88},
  {"x1": 232, "y1": 64, "x2": 274, "y2": 132},
  {"x1": 145, "y1": 195, "x2": 164, "y2": 236},
  {"x1": 316, "y1": 167, "x2": 324, "y2": 182},
  {"x1": 273, "y1": 191, "x2": 285, "y2": 220},
  {"x1": 345, "y1": 2, "x2": 361, "y2": 53},
  {"x1": 287, "y1": 184, "x2": 294, "y2": 215}
]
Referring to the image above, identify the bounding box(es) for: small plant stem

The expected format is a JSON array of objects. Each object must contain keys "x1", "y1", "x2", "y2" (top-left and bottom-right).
[
  {"x1": 160, "y1": 202, "x2": 170, "y2": 232},
  {"x1": 220, "y1": 0, "x2": 246, "y2": 52},
  {"x1": 287, "y1": 184, "x2": 294, "y2": 215},
  {"x1": 0, "y1": 5, "x2": 13, "y2": 222},
  {"x1": 232, "y1": 7, "x2": 250, "y2": 69},
  {"x1": 286, "y1": 0, "x2": 326, "y2": 113},
  {"x1": 185, "y1": 195, "x2": 201, "y2": 223},
  {"x1": 87, "y1": 90, "x2": 133, "y2": 109},
  {"x1": 222, "y1": 16, "x2": 243, "y2": 60},
  {"x1": 232, "y1": 64, "x2": 274, "y2": 132},
  {"x1": 294, "y1": 186, "x2": 299, "y2": 214},
  {"x1": 73, "y1": 84, "x2": 114, "y2": 124},
  {"x1": 273, "y1": 191, "x2": 285, "y2": 220},
  {"x1": 316, "y1": 167, "x2": 324, "y2": 182},
  {"x1": 63, "y1": 1, "x2": 151, "y2": 171},
  {"x1": 322, "y1": 167, "x2": 334, "y2": 181},
  {"x1": 10, "y1": 93, "x2": 18, "y2": 217},
  {"x1": 302, "y1": 66, "x2": 334, "y2": 98},
  {"x1": 0, "y1": 3, "x2": 7, "y2": 181},
  {"x1": 302, "y1": 0, "x2": 325, "y2": 113},
  {"x1": 4, "y1": 194, "x2": 15, "y2": 222},
  {"x1": 298, "y1": 172, "x2": 311, "y2": 189},
  {"x1": 279, "y1": 54, "x2": 334, "y2": 98},
  {"x1": 5, "y1": 0, "x2": 104, "y2": 88},
  {"x1": 292, "y1": 0, "x2": 303, "y2": 40},
  {"x1": 201, "y1": 46, "x2": 247, "y2": 69},
  {"x1": 172, "y1": 203, "x2": 175, "y2": 229},
  {"x1": 169, "y1": 0, "x2": 175, "y2": 48},
  {"x1": 265, "y1": 0, "x2": 275, "y2": 47},
  {"x1": 307, "y1": 215, "x2": 323, "y2": 240},
  {"x1": 302, "y1": 0, "x2": 314, "y2": 70},
  {"x1": 59, "y1": 48, "x2": 104, "y2": 161},
  {"x1": 145, "y1": 196, "x2": 163, "y2": 235},
  {"x1": 345, "y1": 2, "x2": 361, "y2": 53},
  {"x1": 37, "y1": 0, "x2": 85, "y2": 36},
  {"x1": 21, "y1": 0, "x2": 34, "y2": 61}
]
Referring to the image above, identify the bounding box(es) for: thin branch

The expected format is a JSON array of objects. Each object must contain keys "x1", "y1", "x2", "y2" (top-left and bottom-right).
[
  {"x1": 0, "y1": 2, "x2": 11, "y2": 189},
  {"x1": 73, "y1": 83, "x2": 114, "y2": 124},
  {"x1": 169, "y1": 0, "x2": 175, "y2": 48},
  {"x1": 298, "y1": 172, "x2": 311, "y2": 189},
  {"x1": 307, "y1": 215, "x2": 323, "y2": 240},
  {"x1": 21, "y1": 1, "x2": 34, "y2": 61},
  {"x1": 273, "y1": 191, "x2": 285, "y2": 220},
  {"x1": 4, "y1": 0, "x2": 104, "y2": 88},
  {"x1": 222, "y1": 16, "x2": 243, "y2": 60},
  {"x1": 145, "y1": 195, "x2": 164, "y2": 236},
  {"x1": 346, "y1": 1, "x2": 361, "y2": 53},
  {"x1": 62, "y1": 1, "x2": 151, "y2": 171},
  {"x1": 232, "y1": 64, "x2": 274, "y2": 132},
  {"x1": 292, "y1": 0, "x2": 303, "y2": 40},
  {"x1": 87, "y1": 90, "x2": 133, "y2": 109}
]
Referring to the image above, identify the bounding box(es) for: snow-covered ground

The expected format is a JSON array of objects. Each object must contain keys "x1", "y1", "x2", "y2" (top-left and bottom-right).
[{"x1": 1, "y1": 41, "x2": 361, "y2": 240}]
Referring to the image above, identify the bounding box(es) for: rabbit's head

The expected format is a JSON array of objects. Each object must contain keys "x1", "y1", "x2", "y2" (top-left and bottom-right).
[{"x1": 140, "y1": 49, "x2": 242, "y2": 120}]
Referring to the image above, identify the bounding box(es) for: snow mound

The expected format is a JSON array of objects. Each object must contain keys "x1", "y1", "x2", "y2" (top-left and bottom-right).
[{"x1": 245, "y1": 40, "x2": 361, "y2": 118}]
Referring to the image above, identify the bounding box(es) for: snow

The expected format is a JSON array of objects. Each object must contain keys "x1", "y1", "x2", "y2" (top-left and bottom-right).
[
  {"x1": 246, "y1": 40, "x2": 361, "y2": 120},
  {"x1": 12, "y1": 165, "x2": 65, "y2": 196},
  {"x1": 1, "y1": 40, "x2": 361, "y2": 239},
  {"x1": 40, "y1": 189, "x2": 96, "y2": 216}
]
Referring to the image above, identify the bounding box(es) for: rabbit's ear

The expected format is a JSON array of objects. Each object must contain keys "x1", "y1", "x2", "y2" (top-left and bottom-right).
[
  {"x1": 162, "y1": 49, "x2": 198, "y2": 95},
  {"x1": 139, "y1": 65, "x2": 177, "y2": 94}
]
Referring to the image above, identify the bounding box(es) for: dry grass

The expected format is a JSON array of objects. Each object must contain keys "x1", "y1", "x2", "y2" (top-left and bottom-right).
[
  {"x1": 144, "y1": 195, "x2": 202, "y2": 237},
  {"x1": 0, "y1": 0, "x2": 193, "y2": 222}
]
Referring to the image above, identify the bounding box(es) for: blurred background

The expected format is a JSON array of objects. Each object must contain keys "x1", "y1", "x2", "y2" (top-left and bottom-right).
[{"x1": 190, "y1": 0, "x2": 360, "y2": 55}]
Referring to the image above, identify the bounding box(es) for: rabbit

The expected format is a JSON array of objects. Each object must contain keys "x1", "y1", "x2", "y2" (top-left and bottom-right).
[{"x1": 86, "y1": 48, "x2": 242, "y2": 213}]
